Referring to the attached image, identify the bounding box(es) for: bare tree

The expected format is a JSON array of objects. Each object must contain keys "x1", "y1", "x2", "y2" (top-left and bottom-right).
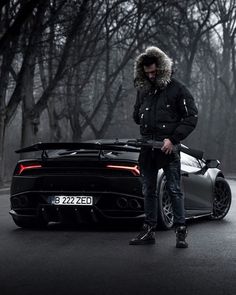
[
  {"x1": 1, "y1": 0, "x2": 236, "y2": 184},
  {"x1": 0, "y1": 0, "x2": 45, "y2": 183}
]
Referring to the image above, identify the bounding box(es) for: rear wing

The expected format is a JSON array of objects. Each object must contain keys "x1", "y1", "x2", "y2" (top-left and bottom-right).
[{"x1": 15, "y1": 139, "x2": 204, "y2": 160}]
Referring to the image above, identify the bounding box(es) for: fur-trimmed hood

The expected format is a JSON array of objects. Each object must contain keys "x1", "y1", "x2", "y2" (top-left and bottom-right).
[{"x1": 134, "y1": 46, "x2": 173, "y2": 91}]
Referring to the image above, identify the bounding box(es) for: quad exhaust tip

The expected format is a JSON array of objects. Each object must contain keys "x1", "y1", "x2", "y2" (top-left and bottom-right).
[
  {"x1": 129, "y1": 199, "x2": 141, "y2": 210},
  {"x1": 116, "y1": 197, "x2": 141, "y2": 210},
  {"x1": 116, "y1": 197, "x2": 128, "y2": 209}
]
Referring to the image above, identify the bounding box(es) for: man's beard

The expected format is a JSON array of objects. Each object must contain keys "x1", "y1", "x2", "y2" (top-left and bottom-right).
[{"x1": 149, "y1": 76, "x2": 164, "y2": 88}]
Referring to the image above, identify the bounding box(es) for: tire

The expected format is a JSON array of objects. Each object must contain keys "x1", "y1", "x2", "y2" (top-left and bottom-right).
[
  {"x1": 12, "y1": 216, "x2": 48, "y2": 229},
  {"x1": 158, "y1": 176, "x2": 174, "y2": 230},
  {"x1": 209, "y1": 177, "x2": 232, "y2": 220}
]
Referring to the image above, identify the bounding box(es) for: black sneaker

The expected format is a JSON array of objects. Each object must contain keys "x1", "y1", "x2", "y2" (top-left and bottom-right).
[
  {"x1": 175, "y1": 225, "x2": 188, "y2": 248},
  {"x1": 129, "y1": 223, "x2": 155, "y2": 245}
]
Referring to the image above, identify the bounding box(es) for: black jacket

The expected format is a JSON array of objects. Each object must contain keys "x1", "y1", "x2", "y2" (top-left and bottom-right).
[{"x1": 133, "y1": 78, "x2": 198, "y2": 144}]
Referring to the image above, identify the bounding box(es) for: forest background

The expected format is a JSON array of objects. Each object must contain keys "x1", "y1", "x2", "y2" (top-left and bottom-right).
[{"x1": 0, "y1": 0, "x2": 236, "y2": 185}]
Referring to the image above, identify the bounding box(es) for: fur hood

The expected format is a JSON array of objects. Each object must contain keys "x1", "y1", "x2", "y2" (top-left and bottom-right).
[{"x1": 134, "y1": 46, "x2": 173, "y2": 91}]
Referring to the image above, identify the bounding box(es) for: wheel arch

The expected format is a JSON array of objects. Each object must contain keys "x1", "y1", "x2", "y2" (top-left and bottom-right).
[{"x1": 206, "y1": 168, "x2": 225, "y2": 186}]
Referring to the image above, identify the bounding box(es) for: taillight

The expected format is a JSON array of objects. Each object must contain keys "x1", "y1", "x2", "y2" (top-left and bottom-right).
[
  {"x1": 16, "y1": 163, "x2": 42, "y2": 175},
  {"x1": 106, "y1": 164, "x2": 140, "y2": 176}
]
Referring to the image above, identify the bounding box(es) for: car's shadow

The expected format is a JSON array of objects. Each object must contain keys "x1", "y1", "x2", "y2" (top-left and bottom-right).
[
  {"x1": 43, "y1": 221, "x2": 142, "y2": 232},
  {"x1": 13, "y1": 217, "x2": 232, "y2": 233}
]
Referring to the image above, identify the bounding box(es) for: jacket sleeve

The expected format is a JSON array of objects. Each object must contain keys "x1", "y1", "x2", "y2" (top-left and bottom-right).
[
  {"x1": 169, "y1": 85, "x2": 198, "y2": 144},
  {"x1": 133, "y1": 91, "x2": 141, "y2": 125}
]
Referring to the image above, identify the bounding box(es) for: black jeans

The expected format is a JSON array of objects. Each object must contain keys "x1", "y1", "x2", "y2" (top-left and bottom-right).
[{"x1": 140, "y1": 149, "x2": 185, "y2": 227}]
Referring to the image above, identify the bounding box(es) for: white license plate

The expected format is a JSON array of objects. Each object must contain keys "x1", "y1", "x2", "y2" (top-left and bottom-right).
[{"x1": 51, "y1": 196, "x2": 93, "y2": 206}]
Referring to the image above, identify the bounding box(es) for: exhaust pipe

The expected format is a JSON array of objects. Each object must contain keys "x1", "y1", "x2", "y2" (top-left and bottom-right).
[
  {"x1": 129, "y1": 199, "x2": 141, "y2": 210},
  {"x1": 116, "y1": 197, "x2": 128, "y2": 209}
]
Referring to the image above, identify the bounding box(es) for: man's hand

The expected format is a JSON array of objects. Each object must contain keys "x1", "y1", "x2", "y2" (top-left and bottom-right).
[{"x1": 161, "y1": 139, "x2": 173, "y2": 154}]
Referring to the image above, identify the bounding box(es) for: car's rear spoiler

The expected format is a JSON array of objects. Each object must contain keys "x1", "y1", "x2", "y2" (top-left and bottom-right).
[
  {"x1": 15, "y1": 142, "x2": 140, "y2": 154},
  {"x1": 15, "y1": 140, "x2": 204, "y2": 160}
]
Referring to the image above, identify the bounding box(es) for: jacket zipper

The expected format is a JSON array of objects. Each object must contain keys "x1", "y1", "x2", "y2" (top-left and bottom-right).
[{"x1": 183, "y1": 99, "x2": 189, "y2": 116}]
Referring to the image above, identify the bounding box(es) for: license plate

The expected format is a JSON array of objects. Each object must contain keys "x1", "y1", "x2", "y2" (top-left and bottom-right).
[{"x1": 51, "y1": 196, "x2": 93, "y2": 206}]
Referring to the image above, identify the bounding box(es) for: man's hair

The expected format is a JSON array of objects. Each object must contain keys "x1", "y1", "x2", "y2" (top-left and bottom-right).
[{"x1": 141, "y1": 55, "x2": 157, "y2": 67}]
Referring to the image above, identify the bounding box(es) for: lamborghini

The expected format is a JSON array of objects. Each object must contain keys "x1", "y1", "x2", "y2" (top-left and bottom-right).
[{"x1": 9, "y1": 139, "x2": 232, "y2": 229}]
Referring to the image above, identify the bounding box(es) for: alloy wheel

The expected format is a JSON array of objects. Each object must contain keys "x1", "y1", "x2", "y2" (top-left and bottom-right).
[
  {"x1": 158, "y1": 179, "x2": 174, "y2": 229},
  {"x1": 162, "y1": 187, "x2": 174, "y2": 226},
  {"x1": 211, "y1": 177, "x2": 231, "y2": 220}
]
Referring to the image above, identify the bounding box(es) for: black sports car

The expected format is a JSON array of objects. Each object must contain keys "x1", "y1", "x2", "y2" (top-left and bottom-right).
[{"x1": 9, "y1": 139, "x2": 232, "y2": 229}]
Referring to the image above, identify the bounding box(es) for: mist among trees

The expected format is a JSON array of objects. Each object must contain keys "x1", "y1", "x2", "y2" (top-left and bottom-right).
[{"x1": 0, "y1": 0, "x2": 236, "y2": 184}]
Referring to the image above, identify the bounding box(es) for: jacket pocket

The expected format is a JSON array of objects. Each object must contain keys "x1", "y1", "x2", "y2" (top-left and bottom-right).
[{"x1": 156, "y1": 122, "x2": 178, "y2": 134}]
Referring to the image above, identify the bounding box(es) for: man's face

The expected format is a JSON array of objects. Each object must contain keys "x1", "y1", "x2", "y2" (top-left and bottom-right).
[{"x1": 143, "y1": 63, "x2": 157, "y2": 82}]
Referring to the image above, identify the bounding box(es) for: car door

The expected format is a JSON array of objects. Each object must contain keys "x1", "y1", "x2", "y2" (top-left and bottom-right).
[{"x1": 181, "y1": 153, "x2": 212, "y2": 214}]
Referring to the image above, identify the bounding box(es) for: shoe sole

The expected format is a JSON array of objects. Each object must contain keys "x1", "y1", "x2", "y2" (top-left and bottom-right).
[
  {"x1": 129, "y1": 239, "x2": 156, "y2": 245},
  {"x1": 176, "y1": 244, "x2": 188, "y2": 248}
]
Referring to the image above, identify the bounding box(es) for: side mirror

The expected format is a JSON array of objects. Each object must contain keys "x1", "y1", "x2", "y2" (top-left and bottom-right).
[{"x1": 205, "y1": 159, "x2": 220, "y2": 169}]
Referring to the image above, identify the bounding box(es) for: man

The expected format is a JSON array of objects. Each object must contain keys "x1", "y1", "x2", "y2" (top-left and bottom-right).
[{"x1": 130, "y1": 46, "x2": 198, "y2": 248}]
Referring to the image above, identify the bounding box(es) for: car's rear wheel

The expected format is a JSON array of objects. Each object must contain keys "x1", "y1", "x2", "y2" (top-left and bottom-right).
[
  {"x1": 12, "y1": 216, "x2": 48, "y2": 229},
  {"x1": 158, "y1": 177, "x2": 174, "y2": 230},
  {"x1": 209, "y1": 177, "x2": 231, "y2": 220}
]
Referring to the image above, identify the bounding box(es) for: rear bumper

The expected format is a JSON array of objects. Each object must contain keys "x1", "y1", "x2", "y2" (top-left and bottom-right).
[
  {"x1": 10, "y1": 190, "x2": 144, "y2": 224},
  {"x1": 10, "y1": 206, "x2": 145, "y2": 224}
]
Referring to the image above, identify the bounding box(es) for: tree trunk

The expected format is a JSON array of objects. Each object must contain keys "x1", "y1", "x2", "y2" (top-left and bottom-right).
[
  {"x1": 0, "y1": 51, "x2": 11, "y2": 184},
  {"x1": 21, "y1": 54, "x2": 37, "y2": 150},
  {"x1": 0, "y1": 115, "x2": 6, "y2": 185}
]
